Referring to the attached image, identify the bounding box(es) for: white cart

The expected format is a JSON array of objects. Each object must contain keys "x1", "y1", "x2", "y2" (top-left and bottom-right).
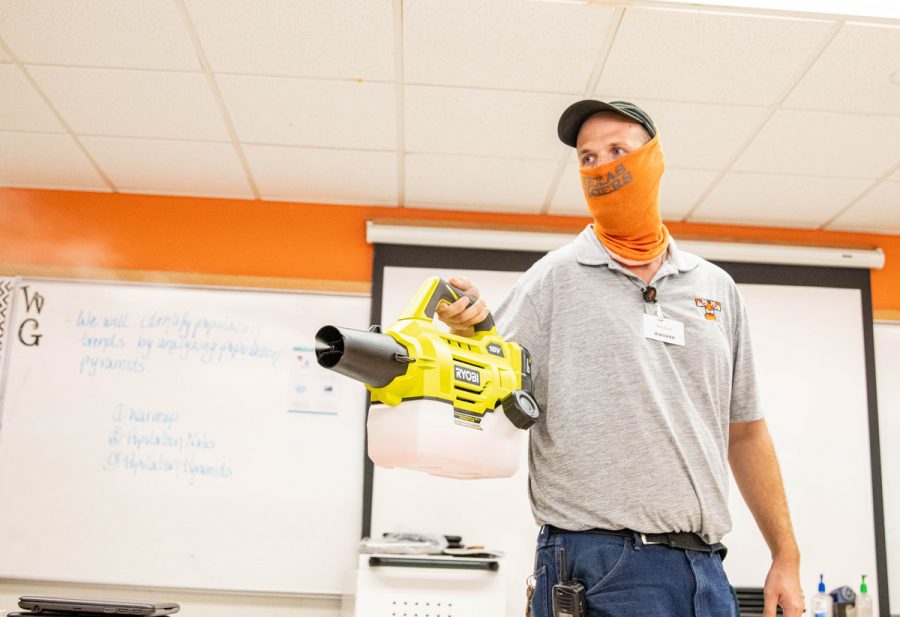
[{"x1": 345, "y1": 553, "x2": 506, "y2": 617}]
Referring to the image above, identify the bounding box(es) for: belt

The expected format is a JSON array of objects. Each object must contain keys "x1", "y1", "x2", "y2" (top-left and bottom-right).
[{"x1": 546, "y1": 525, "x2": 727, "y2": 558}]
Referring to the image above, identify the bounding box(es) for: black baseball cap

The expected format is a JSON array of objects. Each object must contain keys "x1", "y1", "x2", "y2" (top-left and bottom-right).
[{"x1": 557, "y1": 99, "x2": 656, "y2": 148}]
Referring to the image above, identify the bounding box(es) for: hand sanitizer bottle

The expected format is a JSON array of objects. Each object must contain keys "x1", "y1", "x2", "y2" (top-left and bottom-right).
[
  {"x1": 856, "y1": 575, "x2": 873, "y2": 617},
  {"x1": 812, "y1": 574, "x2": 834, "y2": 617}
]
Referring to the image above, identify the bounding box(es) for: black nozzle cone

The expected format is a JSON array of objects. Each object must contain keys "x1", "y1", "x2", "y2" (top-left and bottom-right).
[
  {"x1": 315, "y1": 325, "x2": 411, "y2": 388},
  {"x1": 315, "y1": 327, "x2": 345, "y2": 368}
]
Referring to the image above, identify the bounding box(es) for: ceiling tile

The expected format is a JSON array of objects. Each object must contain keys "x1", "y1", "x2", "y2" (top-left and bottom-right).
[
  {"x1": 0, "y1": 131, "x2": 107, "y2": 189},
  {"x1": 596, "y1": 8, "x2": 835, "y2": 105},
  {"x1": 827, "y1": 181, "x2": 900, "y2": 234},
  {"x1": 405, "y1": 153, "x2": 556, "y2": 213},
  {"x1": 691, "y1": 171, "x2": 871, "y2": 228},
  {"x1": 0, "y1": 65, "x2": 64, "y2": 132},
  {"x1": 734, "y1": 110, "x2": 900, "y2": 178},
  {"x1": 785, "y1": 23, "x2": 900, "y2": 115},
  {"x1": 624, "y1": 99, "x2": 769, "y2": 169},
  {"x1": 658, "y1": 168, "x2": 721, "y2": 219},
  {"x1": 548, "y1": 161, "x2": 716, "y2": 220},
  {"x1": 404, "y1": 0, "x2": 617, "y2": 92},
  {"x1": 548, "y1": 161, "x2": 589, "y2": 216},
  {"x1": 218, "y1": 75, "x2": 395, "y2": 149},
  {"x1": 0, "y1": 0, "x2": 199, "y2": 70},
  {"x1": 185, "y1": 0, "x2": 393, "y2": 80},
  {"x1": 244, "y1": 145, "x2": 396, "y2": 205},
  {"x1": 405, "y1": 86, "x2": 573, "y2": 159},
  {"x1": 29, "y1": 66, "x2": 229, "y2": 140},
  {"x1": 82, "y1": 136, "x2": 251, "y2": 197}
]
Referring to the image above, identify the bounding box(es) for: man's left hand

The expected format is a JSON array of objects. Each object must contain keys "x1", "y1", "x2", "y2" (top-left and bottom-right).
[
  {"x1": 729, "y1": 420, "x2": 803, "y2": 616},
  {"x1": 763, "y1": 557, "x2": 803, "y2": 617}
]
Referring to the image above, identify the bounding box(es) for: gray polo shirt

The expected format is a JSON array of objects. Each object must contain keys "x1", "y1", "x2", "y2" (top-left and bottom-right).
[{"x1": 496, "y1": 225, "x2": 763, "y2": 544}]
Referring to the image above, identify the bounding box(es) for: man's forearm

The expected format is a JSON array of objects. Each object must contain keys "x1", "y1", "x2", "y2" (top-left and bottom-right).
[{"x1": 729, "y1": 419, "x2": 799, "y2": 562}]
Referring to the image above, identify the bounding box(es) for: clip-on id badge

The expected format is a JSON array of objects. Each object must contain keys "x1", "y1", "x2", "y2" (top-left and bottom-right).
[
  {"x1": 642, "y1": 292, "x2": 685, "y2": 346},
  {"x1": 643, "y1": 313, "x2": 685, "y2": 346}
]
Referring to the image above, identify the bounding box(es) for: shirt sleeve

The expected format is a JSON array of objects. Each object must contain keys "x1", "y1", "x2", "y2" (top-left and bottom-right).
[
  {"x1": 729, "y1": 287, "x2": 764, "y2": 423},
  {"x1": 494, "y1": 282, "x2": 545, "y2": 359},
  {"x1": 495, "y1": 280, "x2": 550, "y2": 406}
]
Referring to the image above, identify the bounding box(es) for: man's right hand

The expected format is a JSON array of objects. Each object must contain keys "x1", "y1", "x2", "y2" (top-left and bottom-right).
[{"x1": 435, "y1": 276, "x2": 490, "y2": 337}]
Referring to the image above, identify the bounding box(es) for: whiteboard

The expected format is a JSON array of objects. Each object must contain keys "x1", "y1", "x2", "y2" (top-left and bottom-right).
[
  {"x1": 0, "y1": 278, "x2": 370, "y2": 595},
  {"x1": 371, "y1": 266, "x2": 883, "y2": 616},
  {"x1": 875, "y1": 322, "x2": 900, "y2": 612}
]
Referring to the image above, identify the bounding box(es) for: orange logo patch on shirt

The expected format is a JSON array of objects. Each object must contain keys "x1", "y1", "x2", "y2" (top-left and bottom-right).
[{"x1": 694, "y1": 297, "x2": 722, "y2": 321}]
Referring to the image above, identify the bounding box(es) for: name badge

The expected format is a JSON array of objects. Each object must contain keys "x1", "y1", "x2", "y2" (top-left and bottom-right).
[{"x1": 643, "y1": 313, "x2": 685, "y2": 346}]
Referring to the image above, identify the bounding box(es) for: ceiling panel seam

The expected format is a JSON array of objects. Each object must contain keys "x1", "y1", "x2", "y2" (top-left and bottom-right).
[
  {"x1": 7, "y1": 62, "x2": 201, "y2": 75},
  {"x1": 0, "y1": 36, "x2": 117, "y2": 192},
  {"x1": 819, "y1": 160, "x2": 900, "y2": 230},
  {"x1": 691, "y1": 168, "x2": 890, "y2": 181},
  {"x1": 174, "y1": 0, "x2": 260, "y2": 200},
  {"x1": 681, "y1": 19, "x2": 845, "y2": 223},
  {"x1": 403, "y1": 150, "x2": 560, "y2": 162},
  {"x1": 0, "y1": 128, "x2": 68, "y2": 138},
  {"x1": 403, "y1": 81, "x2": 577, "y2": 96},
  {"x1": 540, "y1": 7, "x2": 626, "y2": 215},
  {"x1": 60, "y1": 133, "x2": 231, "y2": 145},
  {"x1": 779, "y1": 106, "x2": 900, "y2": 119},
  {"x1": 395, "y1": 0, "x2": 405, "y2": 207}
]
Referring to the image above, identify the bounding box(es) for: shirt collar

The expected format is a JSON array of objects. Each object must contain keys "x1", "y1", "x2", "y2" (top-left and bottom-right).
[{"x1": 573, "y1": 225, "x2": 700, "y2": 273}]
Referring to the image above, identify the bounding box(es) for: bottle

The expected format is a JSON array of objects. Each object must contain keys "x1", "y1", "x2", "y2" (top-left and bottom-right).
[
  {"x1": 856, "y1": 575, "x2": 873, "y2": 617},
  {"x1": 812, "y1": 574, "x2": 834, "y2": 617}
]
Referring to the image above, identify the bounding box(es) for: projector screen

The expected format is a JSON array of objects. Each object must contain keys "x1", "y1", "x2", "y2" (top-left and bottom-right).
[{"x1": 365, "y1": 243, "x2": 888, "y2": 617}]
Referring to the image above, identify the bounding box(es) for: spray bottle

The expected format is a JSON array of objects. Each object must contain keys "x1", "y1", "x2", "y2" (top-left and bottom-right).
[
  {"x1": 856, "y1": 575, "x2": 873, "y2": 617},
  {"x1": 811, "y1": 574, "x2": 833, "y2": 617}
]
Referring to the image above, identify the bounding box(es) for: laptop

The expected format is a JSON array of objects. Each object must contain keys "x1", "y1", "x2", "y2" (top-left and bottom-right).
[{"x1": 18, "y1": 597, "x2": 179, "y2": 616}]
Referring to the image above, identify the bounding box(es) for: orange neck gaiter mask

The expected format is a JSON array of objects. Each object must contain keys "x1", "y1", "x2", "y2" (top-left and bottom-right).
[{"x1": 580, "y1": 134, "x2": 670, "y2": 264}]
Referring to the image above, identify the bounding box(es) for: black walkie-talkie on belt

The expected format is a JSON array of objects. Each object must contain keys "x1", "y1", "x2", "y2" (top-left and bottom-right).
[{"x1": 552, "y1": 548, "x2": 586, "y2": 617}]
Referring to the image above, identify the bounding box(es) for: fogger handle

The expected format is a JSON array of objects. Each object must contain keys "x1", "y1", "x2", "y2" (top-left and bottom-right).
[{"x1": 426, "y1": 278, "x2": 495, "y2": 333}]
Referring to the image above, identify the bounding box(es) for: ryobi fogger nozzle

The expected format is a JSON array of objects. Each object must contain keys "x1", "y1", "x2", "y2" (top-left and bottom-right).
[
  {"x1": 315, "y1": 324, "x2": 414, "y2": 388},
  {"x1": 315, "y1": 276, "x2": 540, "y2": 479}
]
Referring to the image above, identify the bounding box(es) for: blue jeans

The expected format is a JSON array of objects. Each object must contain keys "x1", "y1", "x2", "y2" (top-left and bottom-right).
[{"x1": 531, "y1": 526, "x2": 737, "y2": 617}]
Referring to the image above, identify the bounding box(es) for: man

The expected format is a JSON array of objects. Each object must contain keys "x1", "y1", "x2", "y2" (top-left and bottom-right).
[{"x1": 436, "y1": 100, "x2": 803, "y2": 617}]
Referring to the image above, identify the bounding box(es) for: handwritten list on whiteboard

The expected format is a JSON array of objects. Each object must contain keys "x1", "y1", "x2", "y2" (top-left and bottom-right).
[{"x1": 0, "y1": 278, "x2": 370, "y2": 594}]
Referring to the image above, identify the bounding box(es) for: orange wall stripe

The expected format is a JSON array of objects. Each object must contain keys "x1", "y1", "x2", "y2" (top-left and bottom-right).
[{"x1": 3, "y1": 187, "x2": 898, "y2": 312}]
